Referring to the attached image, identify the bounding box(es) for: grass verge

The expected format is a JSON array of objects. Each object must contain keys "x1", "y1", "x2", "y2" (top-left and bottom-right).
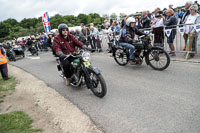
[
  {"x1": 0, "y1": 75, "x2": 42, "y2": 132},
  {"x1": 0, "y1": 111, "x2": 42, "y2": 133},
  {"x1": 0, "y1": 75, "x2": 17, "y2": 103}
]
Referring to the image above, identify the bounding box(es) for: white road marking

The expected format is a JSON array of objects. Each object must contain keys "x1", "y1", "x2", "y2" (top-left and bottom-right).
[{"x1": 25, "y1": 56, "x2": 40, "y2": 60}]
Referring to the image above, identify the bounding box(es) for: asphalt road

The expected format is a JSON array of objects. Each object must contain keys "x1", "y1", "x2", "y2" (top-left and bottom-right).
[{"x1": 9, "y1": 51, "x2": 200, "y2": 133}]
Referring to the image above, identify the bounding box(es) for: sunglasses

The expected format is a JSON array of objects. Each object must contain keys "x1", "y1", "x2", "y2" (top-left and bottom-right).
[{"x1": 62, "y1": 29, "x2": 68, "y2": 31}]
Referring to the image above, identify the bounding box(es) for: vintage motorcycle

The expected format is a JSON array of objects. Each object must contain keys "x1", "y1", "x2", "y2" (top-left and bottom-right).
[
  {"x1": 56, "y1": 49, "x2": 107, "y2": 98},
  {"x1": 29, "y1": 43, "x2": 38, "y2": 56},
  {"x1": 113, "y1": 35, "x2": 170, "y2": 71},
  {"x1": 6, "y1": 45, "x2": 25, "y2": 61}
]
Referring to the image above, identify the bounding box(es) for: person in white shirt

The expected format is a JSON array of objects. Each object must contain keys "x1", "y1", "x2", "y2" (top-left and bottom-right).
[
  {"x1": 184, "y1": 4, "x2": 200, "y2": 58},
  {"x1": 151, "y1": 8, "x2": 165, "y2": 47}
]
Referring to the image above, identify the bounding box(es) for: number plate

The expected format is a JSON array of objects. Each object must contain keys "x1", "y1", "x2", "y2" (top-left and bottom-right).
[{"x1": 83, "y1": 61, "x2": 91, "y2": 67}]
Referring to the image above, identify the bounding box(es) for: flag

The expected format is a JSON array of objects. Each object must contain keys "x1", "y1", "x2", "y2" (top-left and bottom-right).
[
  {"x1": 165, "y1": 29, "x2": 172, "y2": 37},
  {"x1": 194, "y1": 24, "x2": 200, "y2": 32},
  {"x1": 42, "y1": 12, "x2": 51, "y2": 33},
  {"x1": 144, "y1": 31, "x2": 150, "y2": 34},
  {"x1": 179, "y1": 27, "x2": 185, "y2": 35}
]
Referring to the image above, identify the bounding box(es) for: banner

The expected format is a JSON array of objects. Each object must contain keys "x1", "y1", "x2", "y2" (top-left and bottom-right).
[
  {"x1": 165, "y1": 29, "x2": 172, "y2": 37},
  {"x1": 179, "y1": 27, "x2": 185, "y2": 35},
  {"x1": 194, "y1": 24, "x2": 200, "y2": 32},
  {"x1": 42, "y1": 12, "x2": 51, "y2": 33}
]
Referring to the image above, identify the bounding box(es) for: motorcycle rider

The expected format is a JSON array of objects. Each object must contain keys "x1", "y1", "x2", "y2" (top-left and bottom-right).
[
  {"x1": 119, "y1": 17, "x2": 147, "y2": 65},
  {"x1": 53, "y1": 23, "x2": 91, "y2": 86}
]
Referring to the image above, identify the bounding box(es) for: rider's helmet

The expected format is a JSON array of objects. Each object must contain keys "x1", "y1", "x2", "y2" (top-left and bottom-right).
[
  {"x1": 58, "y1": 23, "x2": 69, "y2": 35},
  {"x1": 126, "y1": 17, "x2": 136, "y2": 27}
]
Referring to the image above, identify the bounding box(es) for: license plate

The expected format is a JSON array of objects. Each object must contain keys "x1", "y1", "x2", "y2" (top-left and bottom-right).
[{"x1": 83, "y1": 61, "x2": 91, "y2": 67}]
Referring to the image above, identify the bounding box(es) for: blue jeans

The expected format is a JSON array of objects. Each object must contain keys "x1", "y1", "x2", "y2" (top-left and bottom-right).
[{"x1": 120, "y1": 42, "x2": 135, "y2": 60}]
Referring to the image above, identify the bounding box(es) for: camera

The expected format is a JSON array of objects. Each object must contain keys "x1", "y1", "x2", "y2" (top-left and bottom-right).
[{"x1": 155, "y1": 11, "x2": 163, "y2": 18}]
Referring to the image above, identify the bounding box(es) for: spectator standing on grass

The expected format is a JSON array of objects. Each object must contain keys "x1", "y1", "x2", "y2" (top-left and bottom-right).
[{"x1": 0, "y1": 43, "x2": 9, "y2": 80}]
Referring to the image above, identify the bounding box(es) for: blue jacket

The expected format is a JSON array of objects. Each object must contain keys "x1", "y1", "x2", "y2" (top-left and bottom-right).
[{"x1": 114, "y1": 25, "x2": 120, "y2": 35}]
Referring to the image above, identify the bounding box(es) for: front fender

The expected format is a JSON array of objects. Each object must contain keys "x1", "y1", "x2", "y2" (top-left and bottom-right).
[{"x1": 87, "y1": 67, "x2": 101, "y2": 75}]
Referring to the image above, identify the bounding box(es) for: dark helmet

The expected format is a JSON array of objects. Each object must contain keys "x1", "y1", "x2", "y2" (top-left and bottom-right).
[{"x1": 58, "y1": 23, "x2": 69, "y2": 35}]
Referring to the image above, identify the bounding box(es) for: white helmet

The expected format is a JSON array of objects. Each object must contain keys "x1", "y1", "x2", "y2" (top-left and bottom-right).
[{"x1": 126, "y1": 17, "x2": 136, "y2": 26}]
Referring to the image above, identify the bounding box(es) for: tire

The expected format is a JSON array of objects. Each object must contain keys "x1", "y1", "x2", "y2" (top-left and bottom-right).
[
  {"x1": 113, "y1": 47, "x2": 128, "y2": 66},
  {"x1": 88, "y1": 72, "x2": 107, "y2": 98},
  {"x1": 146, "y1": 47, "x2": 170, "y2": 71}
]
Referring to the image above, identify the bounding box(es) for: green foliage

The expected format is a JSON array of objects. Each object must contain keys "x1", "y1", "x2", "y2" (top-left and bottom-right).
[
  {"x1": 119, "y1": 13, "x2": 125, "y2": 20},
  {"x1": 102, "y1": 14, "x2": 109, "y2": 20},
  {"x1": 110, "y1": 13, "x2": 117, "y2": 20},
  {"x1": 0, "y1": 111, "x2": 42, "y2": 133},
  {"x1": 0, "y1": 13, "x2": 104, "y2": 42}
]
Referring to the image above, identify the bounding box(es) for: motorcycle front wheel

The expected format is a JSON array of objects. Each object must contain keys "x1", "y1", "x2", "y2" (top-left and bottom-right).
[
  {"x1": 88, "y1": 71, "x2": 107, "y2": 98},
  {"x1": 146, "y1": 47, "x2": 170, "y2": 71},
  {"x1": 113, "y1": 47, "x2": 128, "y2": 66}
]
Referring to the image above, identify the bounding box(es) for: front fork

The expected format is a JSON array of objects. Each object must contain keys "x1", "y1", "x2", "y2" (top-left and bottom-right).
[{"x1": 82, "y1": 66, "x2": 101, "y2": 89}]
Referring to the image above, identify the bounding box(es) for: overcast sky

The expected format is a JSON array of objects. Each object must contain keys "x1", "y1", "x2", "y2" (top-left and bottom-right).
[{"x1": 0, "y1": 0, "x2": 196, "y2": 21}]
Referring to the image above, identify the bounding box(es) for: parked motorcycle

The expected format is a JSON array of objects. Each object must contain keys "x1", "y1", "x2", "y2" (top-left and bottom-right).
[
  {"x1": 56, "y1": 49, "x2": 107, "y2": 98},
  {"x1": 6, "y1": 45, "x2": 25, "y2": 61},
  {"x1": 113, "y1": 35, "x2": 170, "y2": 71}
]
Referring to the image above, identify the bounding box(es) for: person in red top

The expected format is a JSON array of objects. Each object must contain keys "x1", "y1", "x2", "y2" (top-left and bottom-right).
[{"x1": 53, "y1": 23, "x2": 91, "y2": 85}]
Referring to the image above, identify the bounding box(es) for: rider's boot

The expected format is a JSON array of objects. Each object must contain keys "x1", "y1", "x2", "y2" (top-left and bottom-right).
[{"x1": 66, "y1": 78, "x2": 71, "y2": 86}]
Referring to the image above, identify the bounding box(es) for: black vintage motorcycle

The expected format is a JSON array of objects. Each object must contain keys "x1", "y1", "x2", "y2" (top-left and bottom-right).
[
  {"x1": 29, "y1": 43, "x2": 38, "y2": 56},
  {"x1": 56, "y1": 49, "x2": 107, "y2": 98},
  {"x1": 113, "y1": 35, "x2": 170, "y2": 71}
]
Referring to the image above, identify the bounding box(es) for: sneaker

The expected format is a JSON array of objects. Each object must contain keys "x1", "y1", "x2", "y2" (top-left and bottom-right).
[
  {"x1": 66, "y1": 78, "x2": 71, "y2": 86},
  {"x1": 169, "y1": 53, "x2": 176, "y2": 57}
]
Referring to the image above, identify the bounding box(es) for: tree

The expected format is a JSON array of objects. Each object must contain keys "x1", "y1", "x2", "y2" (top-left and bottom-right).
[
  {"x1": 93, "y1": 18, "x2": 102, "y2": 25},
  {"x1": 102, "y1": 14, "x2": 109, "y2": 20},
  {"x1": 3, "y1": 18, "x2": 19, "y2": 27},
  {"x1": 77, "y1": 13, "x2": 88, "y2": 25},
  {"x1": 119, "y1": 13, "x2": 125, "y2": 21},
  {"x1": 19, "y1": 18, "x2": 38, "y2": 29},
  {"x1": 0, "y1": 22, "x2": 10, "y2": 39},
  {"x1": 0, "y1": 12, "x2": 105, "y2": 42},
  {"x1": 110, "y1": 13, "x2": 117, "y2": 20}
]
